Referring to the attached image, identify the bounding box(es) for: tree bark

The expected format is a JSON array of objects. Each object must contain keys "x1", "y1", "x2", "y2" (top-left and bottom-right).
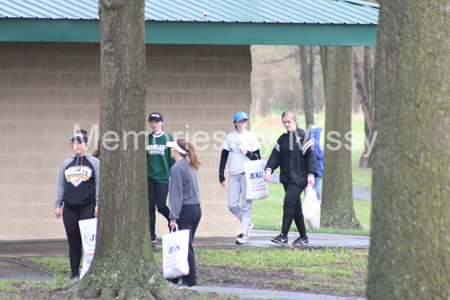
[
  {"x1": 367, "y1": 0, "x2": 450, "y2": 299},
  {"x1": 363, "y1": 46, "x2": 373, "y2": 109},
  {"x1": 353, "y1": 49, "x2": 374, "y2": 168},
  {"x1": 300, "y1": 46, "x2": 314, "y2": 126},
  {"x1": 58, "y1": 1, "x2": 176, "y2": 299},
  {"x1": 321, "y1": 47, "x2": 362, "y2": 230},
  {"x1": 309, "y1": 46, "x2": 316, "y2": 111},
  {"x1": 319, "y1": 46, "x2": 328, "y2": 105}
]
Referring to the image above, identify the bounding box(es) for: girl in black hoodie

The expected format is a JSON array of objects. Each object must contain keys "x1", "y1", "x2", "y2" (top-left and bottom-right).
[
  {"x1": 54, "y1": 130, "x2": 100, "y2": 279},
  {"x1": 264, "y1": 111, "x2": 318, "y2": 247}
]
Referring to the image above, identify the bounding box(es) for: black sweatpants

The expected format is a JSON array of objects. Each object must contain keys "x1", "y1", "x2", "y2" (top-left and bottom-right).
[
  {"x1": 169, "y1": 204, "x2": 202, "y2": 287},
  {"x1": 62, "y1": 202, "x2": 96, "y2": 275},
  {"x1": 147, "y1": 177, "x2": 171, "y2": 238},
  {"x1": 281, "y1": 183, "x2": 307, "y2": 238}
]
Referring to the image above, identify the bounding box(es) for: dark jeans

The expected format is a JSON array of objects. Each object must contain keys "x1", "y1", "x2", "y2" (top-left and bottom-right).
[
  {"x1": 282, "y1": 183, "x2": 307, "y2": 238},
  {"x1": 62, "y1": 202, "x2": 96, "y2": 275},
  {"x1": 147, "y1": 177, "x2": 171, "y2": 237},
  {"x1": 169, "y1": 204, "x2": 202, "y2": 287}
]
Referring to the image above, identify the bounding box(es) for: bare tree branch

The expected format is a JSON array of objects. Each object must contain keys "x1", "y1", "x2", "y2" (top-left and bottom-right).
[{"x1": 257, "y1": 50, "x2": 300, "y2": 64}]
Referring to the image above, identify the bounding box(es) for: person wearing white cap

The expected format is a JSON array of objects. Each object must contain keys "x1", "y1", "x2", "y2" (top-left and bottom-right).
[
  {"x1": 166, "y1": 139, "x2": 202, "y2": 288},
  {"x1": 54, "y1": 129, "x2": 100, "y2": 280},
  {"x1": 219, "y1": 111, "x2": 261, "y2": 244}
]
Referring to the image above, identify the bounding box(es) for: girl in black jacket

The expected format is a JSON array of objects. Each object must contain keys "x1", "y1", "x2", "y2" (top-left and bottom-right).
[
  {"x1": 54, "y1": 131, "x2": 100, "y2": 279},
  {"x1": 264, "y1": 111, "x2": 318, "y2": 246}
]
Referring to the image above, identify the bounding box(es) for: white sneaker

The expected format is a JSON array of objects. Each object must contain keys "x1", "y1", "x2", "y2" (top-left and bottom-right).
[
  {"x1": 246, "y1": 222, "x2": 254, "y2": 239},
  {"x1": 236, "y1": 233, "x2": 247, "y2": 244},
  {"x1": 177, "y1": 285, "x2": 196, "y2": 290}
]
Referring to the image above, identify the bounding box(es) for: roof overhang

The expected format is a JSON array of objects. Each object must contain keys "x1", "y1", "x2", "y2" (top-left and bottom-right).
[{"x1": 0, "y1": 18, "x2": 376, "y2": 46}]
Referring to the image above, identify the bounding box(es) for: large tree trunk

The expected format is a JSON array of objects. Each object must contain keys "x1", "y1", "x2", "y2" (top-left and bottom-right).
[
  {"x1": 60, "y1": 1, "x2": 175, "y2": 299},
  {"x1": 367, "y1": 1, "x2": 450, "y2": 299},
  {"x1": 353, "y1": 48, "x2": 374, "y2": 168},
  {"x1": 300, "y1": 46, "x2": 314, "y2": 126},
  {"x1": 321, "y1": 47, "x2": 362, "y2": 230}
]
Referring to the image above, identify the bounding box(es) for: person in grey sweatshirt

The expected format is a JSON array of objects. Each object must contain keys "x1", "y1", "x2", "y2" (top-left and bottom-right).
[
  {"x1": 54, "y1": 130, "x2": 100, "y2": 280},
  {"x1": 166, "y1": 139, "x2": 202, "y2": 288}
]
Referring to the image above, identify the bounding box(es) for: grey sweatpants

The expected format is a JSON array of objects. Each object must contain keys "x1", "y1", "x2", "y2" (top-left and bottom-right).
[{"x1": 228, "y1": 173, "x2": 252, "y2": 219}]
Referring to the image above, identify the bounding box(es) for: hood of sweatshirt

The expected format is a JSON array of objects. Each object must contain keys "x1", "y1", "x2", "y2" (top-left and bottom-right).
[{"x1": 311, "y1": 126, "x2": 322, "y2": 148}]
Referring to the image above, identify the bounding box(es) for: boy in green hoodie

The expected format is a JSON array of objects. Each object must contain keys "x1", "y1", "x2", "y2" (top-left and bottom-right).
[{"x1": 146, "y1": 112, "x2": 175, "y2": 242}]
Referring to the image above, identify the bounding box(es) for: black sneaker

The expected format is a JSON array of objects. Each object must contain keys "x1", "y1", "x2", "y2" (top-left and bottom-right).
[
  {"x1": 271, "y1": 233, "x2": 288, "y2": 245},
  {"x1": 236, "y1": 233, "x2": 247, "y2": 244},
  {"x1": 151, "y1": 235, "x2": 157, "y2": 243},
  {"x1": 70, "y1": 273, "x2": 79, "y2": 280},
  {"x1": 292, "y1": 236, "x2": 309, "y2": 246}
]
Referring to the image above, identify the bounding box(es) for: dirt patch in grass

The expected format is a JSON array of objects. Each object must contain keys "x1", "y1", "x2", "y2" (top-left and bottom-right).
[
  {"x1": 197, "y1": 265, "x2": 365, "y2": 298},
  {"x1": 10, "y1": 248, "x2": 367, "y2": 299}
]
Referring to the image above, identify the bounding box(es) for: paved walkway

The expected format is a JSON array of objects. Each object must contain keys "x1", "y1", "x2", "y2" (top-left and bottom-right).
[
  {"x1": 0, "y1": 230, "x2": 368, "y2": 300},
  {"x1": 196, "y1": 286, "x2": 364, "y2": 300}
]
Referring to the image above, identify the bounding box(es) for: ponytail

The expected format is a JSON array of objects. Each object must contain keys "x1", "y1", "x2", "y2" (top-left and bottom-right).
[{"x1": 177, "y1": 139, "x2": 201, "y2": 172}]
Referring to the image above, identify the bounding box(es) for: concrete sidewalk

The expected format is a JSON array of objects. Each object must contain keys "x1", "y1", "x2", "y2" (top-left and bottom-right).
[
  {"x1": 0, "y1": 230, "x2": 368, "y2": 300},
  {"x1": 196, "y1": 286, "x2": 364, "y2": 300}
]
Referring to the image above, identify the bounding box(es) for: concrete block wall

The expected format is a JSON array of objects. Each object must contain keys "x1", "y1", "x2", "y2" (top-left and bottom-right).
[{"x1": 0, "y1": 42, "x2": 252, "y2": 240}]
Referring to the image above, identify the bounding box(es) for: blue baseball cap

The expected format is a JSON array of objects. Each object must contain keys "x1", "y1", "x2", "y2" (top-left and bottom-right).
[{"x1": 234, "y1": 111, "x2": 249, "y2": 122}]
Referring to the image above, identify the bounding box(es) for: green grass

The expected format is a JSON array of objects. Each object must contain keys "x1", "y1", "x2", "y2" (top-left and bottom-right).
[
  {"x1": 24, "y1": 256, "x2": 71, "y2": 276},
  {"x1": 352, "y1": 146, "x2": 372, "y2": 189},
  {"x1": 0, "y1": 276, "x2": 254, "y2": 300},
  {"x1": 251, "y1": 182, "x2": 371, "y2": 236},
  {"x1": 165, "y1": 247, "x2": 367, "y2": 297},
  {"x1": 0, "y1": 278, "x2": 71, "y2": 300},
  {"x1": 193, "y1": 248, "x2": 367, "y2": 270},
  {"x1": 353, "y1": 199, "x2": 371, "y2": 231},
  {"x1": 20, "y1": 248, "x2": 368, "y2": 298}
]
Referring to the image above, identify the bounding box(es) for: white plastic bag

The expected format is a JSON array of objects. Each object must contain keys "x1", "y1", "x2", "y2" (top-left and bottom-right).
[
  {"x1": 244, "y1": 160, "x2": 269, "y2": 200},
  {"x1": 162, "y1": 225, "x2": 190, "y2": 279},
  {"x1": 302, "y1": 185, "x2": 321, "y2": 230},
  {"x1": 78, "y1": 217, "x2": 97, "y2": 279}
]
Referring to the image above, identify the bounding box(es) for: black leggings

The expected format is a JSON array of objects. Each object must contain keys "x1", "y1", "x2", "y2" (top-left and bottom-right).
[
  {"x1": 62, "y1": 203, "x2": 95, "y2": 275},
  {"x1": 148, "y1": 177, "x2": 171, "y2": 237},
  {"x1": 282, "y1": 183, "x2": 307, "y2": 238},
  {"x1": 168, "y1": 204, "x2": 202, "y2": 287}
]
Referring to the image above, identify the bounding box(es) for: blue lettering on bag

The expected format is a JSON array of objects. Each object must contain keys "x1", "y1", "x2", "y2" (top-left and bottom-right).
[
  {"x1": 167, "y1": 244, "x2": 181, "y2": 256},
  {"x1": 84, "y1": 230, "x2": 97, "y2": 247},
  {"x1": 249, "y1": 172, "x2": 263, "y2": 180}
]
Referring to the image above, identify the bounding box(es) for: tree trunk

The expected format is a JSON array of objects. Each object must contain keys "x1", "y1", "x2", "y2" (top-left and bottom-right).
[
  {"x1": 321, "y1": 47, "x2": 362, "y2": 230},
  {"x1": 300, "y1": 46, "x2": 314, "y2": 126},
  {"x1": 363, "y1": 46, "x2": 373, "y2": 109},
  {"x1": 367, "y1": 0, "x2": 450, "y2": 299},
  {"x1": 319, "y1": 46, "x2": 328, "y2": 106},
  {"x1": 59, "y1": 1, "x2": 175, "y2": 299},
  {"x1": 308, "y1": 46, "x2": 316, "y2": 111},
  {"x1": 353, "y1": 48, "x2": 374, "y2": 168},
  {"x1": 362, "y1": 46, "x2": 374, "y2": 167}
]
